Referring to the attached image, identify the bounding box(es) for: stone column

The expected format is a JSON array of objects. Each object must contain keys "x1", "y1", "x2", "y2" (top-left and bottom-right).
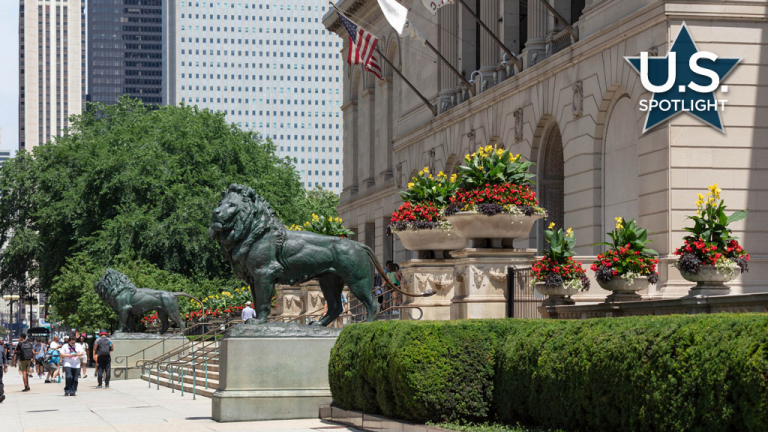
[
  {"x1": 479, "y1": 0, "x2": 500, "y2": 82},
  {"x1": 525, "y1": 0, "x2": 548, "y2": 63},
  {"x1": 358, "y1": 88, "x2": 376, "y2": 189},
  {"x1": 340, "y1": 100, "x2": 358, "y2": 199},
  {"x1": 375, "y1": 77, "x2": 394, "y2": 182},
  {"x1": 438, "y1": 3, "x2": 459, "y2": 109}
]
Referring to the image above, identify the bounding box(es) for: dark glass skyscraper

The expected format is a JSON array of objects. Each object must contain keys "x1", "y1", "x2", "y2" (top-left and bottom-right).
[{"x1": 87, "y1": 0, "x2": 165, "y2": 105}]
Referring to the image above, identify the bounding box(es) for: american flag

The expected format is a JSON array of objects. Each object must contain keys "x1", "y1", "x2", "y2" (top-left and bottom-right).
[{"x1": 336, "y1": 11, "x2": 382, "y2": 80}]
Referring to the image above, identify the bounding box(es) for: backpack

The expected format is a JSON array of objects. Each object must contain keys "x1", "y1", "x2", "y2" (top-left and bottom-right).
[
  {"x1": 44, "y1": 348, "x2": 60, "y2": 365},
  {"x1": 96, "y1": 338, "x2": 112, "y2": 356},
  {"x1": 20, "y1": 341, "x2": 34, "y2": 360}
]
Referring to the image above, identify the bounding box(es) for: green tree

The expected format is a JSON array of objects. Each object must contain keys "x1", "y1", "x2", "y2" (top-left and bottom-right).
[
  {"x1": 0, "y1": 96, "x2": 311, "y2": 328},
  {"x1": 304, "y1": 186, "x2": 340, "y2": 219}
]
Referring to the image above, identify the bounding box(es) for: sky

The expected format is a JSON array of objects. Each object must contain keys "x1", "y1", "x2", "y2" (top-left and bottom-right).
[{"x1": 0, "y1": 1, "x2": 18, "y2": 154}]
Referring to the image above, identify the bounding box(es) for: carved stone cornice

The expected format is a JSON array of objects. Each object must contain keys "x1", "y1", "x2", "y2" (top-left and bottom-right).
[{"x1": 339, "y1": 100, "x2": 358, "y2": 111}]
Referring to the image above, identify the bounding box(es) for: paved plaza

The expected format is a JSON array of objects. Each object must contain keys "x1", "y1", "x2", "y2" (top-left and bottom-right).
[{"x1": 0, "y1": 370, "x2": 360, "y2": 432}]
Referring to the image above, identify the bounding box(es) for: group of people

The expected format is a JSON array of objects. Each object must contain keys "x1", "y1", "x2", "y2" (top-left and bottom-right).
[{"x1": 0, "y1": 330, "x2": 114, "y2": 401}]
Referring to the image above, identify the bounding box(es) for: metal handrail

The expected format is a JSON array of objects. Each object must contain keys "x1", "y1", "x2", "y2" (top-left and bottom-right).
[
  {"x1": 112, "y1": 321, "x2": 210, "y2": 379},
  {"x1": 138, "y1": 319, "x2": 242, "y2": 371}
]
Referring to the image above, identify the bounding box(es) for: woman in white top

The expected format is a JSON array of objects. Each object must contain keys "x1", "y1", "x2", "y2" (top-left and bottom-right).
[
  {"x1": 78, "y1": 336, "x2": 89, "y2": 379},
  {"x1": 60, "y1": 337, "x2": 85, "y2": 396}
]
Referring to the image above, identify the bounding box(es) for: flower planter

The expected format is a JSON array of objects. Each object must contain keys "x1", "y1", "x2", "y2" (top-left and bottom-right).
[
  {"x1": 445, "y1": 212, "x2": 541, "y2": 241},
  {"x1": 680, "y1": 264, "x2": 733, "y2": 297},
  {"x1": 534, "y1": 282, "x2": 577, "y2": 306},
  {"x1": 394, "y1": 227, "x2": 468, "y2": 255},
  {"x1": 597, "y1": 276, "x2": 649, "y2": 303}
]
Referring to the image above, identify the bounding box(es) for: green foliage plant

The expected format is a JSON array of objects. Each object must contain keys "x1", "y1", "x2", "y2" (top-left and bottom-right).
[
  {"x1": 591, "y1": 217, "x2": 659, "y2": 285},
  {"x1": 673, "y1": 184, "x2": 749, "y2": 277},
  {"x1": 530, "y1": 224, "x2": 589, "y2": 292},
  {"x1": 329, "y1": 315, "x2": 768, "y2": 432},
  {"x1": 287, "y1": 213, "x2": 354, "y2": 238}
]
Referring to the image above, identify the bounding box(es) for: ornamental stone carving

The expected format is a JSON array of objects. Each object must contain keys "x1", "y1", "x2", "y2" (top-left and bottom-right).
[
  {"x1": 514, "y1": 108, "x2": 524, "y2": 142},
  {"x1": 487, "y1": 267, "x2": 508, "y2": 282},
  {"x1": 572, "y1": 81, "x2": 583, "y2": 118}
]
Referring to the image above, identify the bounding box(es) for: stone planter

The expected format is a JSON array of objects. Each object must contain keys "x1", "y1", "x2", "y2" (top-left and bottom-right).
[
  {"x1": 597, "y1": 276, "x2": 650, "y2": 303},
  {"x1": 534, "y1": 282, "x2": 577, "y2": 306},
  {"x1": 394, "y1": 227, "x2": 468, "y2": 256},
  {"x1": 680, "y1": 264, "x2": 733, "y2": 297},
  {"x1": 445, "y1": 212, "x2": 541, "y2": 244}
]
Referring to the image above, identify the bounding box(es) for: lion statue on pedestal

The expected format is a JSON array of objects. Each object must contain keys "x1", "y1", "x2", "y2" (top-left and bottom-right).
[
  {"x1": 209, "y1": 184, "x2": 433, "y2": 327},
  {"x1": 94, "y1": 269, "x2": 201, "y2": 333}
]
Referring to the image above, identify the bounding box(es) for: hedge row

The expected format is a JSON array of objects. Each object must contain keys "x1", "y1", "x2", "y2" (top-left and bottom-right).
[{"x1": 328, "y1": 315, "x2": 768, "y2": 431}]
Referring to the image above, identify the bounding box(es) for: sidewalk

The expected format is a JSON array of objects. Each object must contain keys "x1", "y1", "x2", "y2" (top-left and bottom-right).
[{"x1": 0, "y1": 366, "x2": 360, "y2": 432}]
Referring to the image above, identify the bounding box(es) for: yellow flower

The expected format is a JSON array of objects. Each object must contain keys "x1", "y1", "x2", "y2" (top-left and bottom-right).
[
  {"x1": 450, "y1": 174, "x2": 457, "y2": 183},
  {"x1": 428, "y1": 174, "x2": 433, "y2": 179},
  {"x1": 407, "y1": 182, "x2": 414, "y2": 189},
  {"x1": 223, "y1": 291, "x2": 231, "y2": 297},
  {"x1": 548, "y1": 222, "x2": 556, "y2": 229},
  {"x1": 418, "y1": 170, "x2": 424, "y2": 176},
  {"x1": 312, "y1": 214, "x2": 319, "y2": 221},
  {"x1": 485, "y1": 145, "x2": 493, "y2": 152},
  {"x1": 438, "y1": 171, "x2": 446, "y2": 178},
  {"x1": 697, "y1": 193, "x2": 704, "y2": 201},
  {"x1": 422, "y1": 166, "x2": 429, "y2": 173},
  {"x1": 464, "y1": 154, "x2": 471, "y2": 161},
  {"x1": 566, "y1": 228, "x2": 573, "y2": 237},
  {"x1": 496, "y1": 149, "x2": 504, "y2": 158}
]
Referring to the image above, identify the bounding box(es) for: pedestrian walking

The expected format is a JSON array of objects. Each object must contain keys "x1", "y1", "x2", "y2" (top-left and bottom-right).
[
  {"x1": 78, "y1": 335, "x2": 89, "y2": 378},
  {"x1": 33, "y1": 337, "x2": 47, "y2": 379},
  {"x1": 93, "y1": 331, "x2": 113, "y2": 389},
  {"x1": 241, "y1": 301, "x2": 257, "y2": 322},
  {"x1": 0, "y1": 339, "x2": 7, "y2": 403},
  {"x1": 42, "y1": 342, "x2": 60, "y2": 383},
  {"x1": 60, "y1": 335, "x2": 85, "y2": 396},
  {"x1": 46, "y1": 336, "x2": 61, "y2": 383},
  {"x1": 13, "y1": 333, "x2": 33, "y2": 391}
]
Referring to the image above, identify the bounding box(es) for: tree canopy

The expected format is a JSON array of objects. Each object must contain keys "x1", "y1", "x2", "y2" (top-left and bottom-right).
[{"x1": 0, "y1": 97, "x2": 339, "y2": 329}]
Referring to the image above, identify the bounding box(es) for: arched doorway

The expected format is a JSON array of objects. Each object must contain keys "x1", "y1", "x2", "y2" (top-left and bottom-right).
[{"x1": 538, "y1": 125, "x2": 565, "y2": 251}]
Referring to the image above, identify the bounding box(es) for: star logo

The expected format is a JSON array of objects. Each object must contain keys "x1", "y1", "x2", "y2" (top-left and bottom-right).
[{"x1": 625, "y1": 22, "x2": 741, "y2": 133}]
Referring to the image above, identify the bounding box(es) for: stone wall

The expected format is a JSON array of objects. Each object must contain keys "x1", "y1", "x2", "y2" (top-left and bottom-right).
[{"x1": 323, "y1": 0, "x2": 768, "y2": 301}]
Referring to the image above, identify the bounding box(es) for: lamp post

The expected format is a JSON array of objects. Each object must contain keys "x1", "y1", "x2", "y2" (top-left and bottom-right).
[{"x1": 2, "y1": 295, "x2": 20, "y2": 338}]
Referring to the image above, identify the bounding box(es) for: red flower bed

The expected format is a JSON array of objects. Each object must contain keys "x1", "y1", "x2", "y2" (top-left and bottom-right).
[
  {"x1": 674, "y1": 238, "x2": 749, "y2": 265},
  {"x1": 390, "y1": 201, "x2": 440, "y2": 223},
  {"x1": 532, "y1": 256, "x2": 588, "y2": 281},
  {"x1": 450, "y1": 183, "x2": 539, "y2": 208}
]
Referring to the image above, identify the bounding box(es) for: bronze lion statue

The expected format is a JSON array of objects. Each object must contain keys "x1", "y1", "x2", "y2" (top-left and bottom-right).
[
  {"x1": 94, "y1": 269, "x2": 201, "y2": 333},
  {"x1": 210, "y1": 184, "x2": 433, "y2": 326}
]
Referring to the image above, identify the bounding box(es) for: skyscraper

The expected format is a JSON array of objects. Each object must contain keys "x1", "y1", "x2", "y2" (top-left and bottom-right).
[
  {"x1": 87, "y1": 0, "x2": 166, "y2": 105},
  {"x1": 19, "y1": 0, "x2": 86, "y2": 151},
  {"x1": 169, "y1": 0, "x2": 343, "y2": 192}
]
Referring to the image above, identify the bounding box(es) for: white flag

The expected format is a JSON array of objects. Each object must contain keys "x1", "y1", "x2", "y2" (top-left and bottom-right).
[
  {"x1": 377, "y1": 0, "x2": 408, "y2": 34},
  {"x1": 404, "y1": 21, "x2": 427, "y2": 45},
  {"x1": 422, "y1": 0, "x2": 454, "y2": 15}
]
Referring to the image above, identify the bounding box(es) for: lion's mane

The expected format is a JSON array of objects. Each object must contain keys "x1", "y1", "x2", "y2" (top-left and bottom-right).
[
  {"x1": 96, "y1": 268, "x2": 138, "y2": 301},
  {"x1": 209, "y1": 184, "x2": 287, "y2": 268}
]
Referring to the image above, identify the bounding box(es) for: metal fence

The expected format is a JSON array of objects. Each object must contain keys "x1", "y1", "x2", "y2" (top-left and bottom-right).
[{"x1": 507, "y1": 267, "x2": 542, "y2": 319}]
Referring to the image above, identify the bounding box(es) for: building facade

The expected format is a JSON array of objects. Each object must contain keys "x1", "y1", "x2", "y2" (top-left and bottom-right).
[
  {"x1": 87, "y1": 0, "x2": 166, "y2": 105},
  {"x1": 169, "y1": 0, "x2": 344, "y2": 192},
  {"x1": 19, "y1": 0, "x2": 85, "y2": 151},
  {"x1": 324, "y1": 0, "x2": 768, "y2": 299}
]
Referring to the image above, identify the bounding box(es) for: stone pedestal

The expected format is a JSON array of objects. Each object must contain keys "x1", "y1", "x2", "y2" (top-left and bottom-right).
[
  {"x1": 275, "y1": 285, "x2": 303, "y2": 321},
  {"x1": 212, "y1": 323, "x2": 342, "y2": 422},
  {"x1": 450, "y1": 248, "x2": 537, "y2": 319},
  {"x1": 111, "y1": 333, "x2": 187, "y2": 380},
  {"x1": 400, "y1": 259, "x2": 457, "y2": 321}
]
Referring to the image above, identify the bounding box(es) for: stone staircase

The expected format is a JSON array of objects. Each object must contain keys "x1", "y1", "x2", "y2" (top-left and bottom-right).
[{"x1": 140, "y1": 345, "x2": 220, "y2": 398}]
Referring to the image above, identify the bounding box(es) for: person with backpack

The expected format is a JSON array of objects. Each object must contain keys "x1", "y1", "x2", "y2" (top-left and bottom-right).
[
  {"x1": 13, "y1": 333, "x2": 33, "y2": 392},
  {"x1": 42, "y1": 341, "x2": 61, "y2": 383},
  {"x1": 93, "y1": 331, "x2": 113, "y2": 389},
  {"x1": 33, "y1": 337, "x2": 47, "y2": 379}
]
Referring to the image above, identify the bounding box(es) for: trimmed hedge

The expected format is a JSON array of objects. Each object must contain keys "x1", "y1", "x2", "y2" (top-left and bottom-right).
[{"x1": 328, "y1": 315, "x2": 768, "y2": 431}]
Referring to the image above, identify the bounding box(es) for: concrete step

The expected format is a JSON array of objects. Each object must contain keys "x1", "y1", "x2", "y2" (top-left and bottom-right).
[{"x1": 141, "y1": 372, "x2": 217, "y2": 398}]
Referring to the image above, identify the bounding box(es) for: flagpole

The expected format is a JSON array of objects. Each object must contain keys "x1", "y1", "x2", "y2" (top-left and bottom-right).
[
  {"x1": 455, "y1": 0, "x2": 523, "y2": 72},
  {"x1": 535, "y1": 0, "x2": 578, "y2": 42},
  {"x1": 330, "y1": 2, "x2": 437, "y2": 117},
  {"x1": 418, "y1": 32, "x2": 475, "y2": 96},
  {"x1": 375, "y1": 46, "x2": 437, "y2": 117}
]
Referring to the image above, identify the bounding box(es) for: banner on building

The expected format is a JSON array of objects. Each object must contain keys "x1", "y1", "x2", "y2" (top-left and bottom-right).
[{"x1": 422, "y1": 0, "x2": 454, "y2": 15}]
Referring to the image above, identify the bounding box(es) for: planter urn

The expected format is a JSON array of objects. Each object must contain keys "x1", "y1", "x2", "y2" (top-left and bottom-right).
[
  {"x1": 534, "y1": 282, "x2": 577, "y2": 306},
  {"x1": 597, "y1": 276, "x2": 650, "y2": 303},
  {"x1": 680, "y1": 264, "x2": 733, "y2": 297},
  {"x1": 394, "y1": 227, "x2": 469, "y2": 257},
  {"x1": 445, "y1": 212, "x2": 542, "y2": 246}
]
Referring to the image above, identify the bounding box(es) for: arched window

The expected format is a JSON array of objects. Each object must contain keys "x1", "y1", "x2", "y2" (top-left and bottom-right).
[{"x1": 538, "y1": 125, "x2": 564, "y2": 252}]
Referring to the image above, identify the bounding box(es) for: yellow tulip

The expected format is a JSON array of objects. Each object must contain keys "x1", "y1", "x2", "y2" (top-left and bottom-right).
[
  {"x1": 566, "y1": 228, "x2": 573, "y2": 237},
  {"x1": 407, "y1": 182, "x2": 414, "y2": 189},
  {"x1": 548, "y1": 222, "x2": 555, "y2": 229},
  {"x1": 423, "y1": 166, "x2": 429, "y2": 173}
]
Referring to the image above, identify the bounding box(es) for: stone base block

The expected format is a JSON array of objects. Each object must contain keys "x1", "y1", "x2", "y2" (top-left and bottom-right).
[
  {"x1": 685, "y1": 286, "x2": 731, "y2": 298},
  {"x1": 604, "y1": 292, "x2": 643, "y2": 303},
  {"x1": 400, "y1": 259, "x2": 457, "y2": 321},
  {"x1": 212, "y1": 323, "x2": 341, "y2": 422},
  {"x1": 111, "y1": 333, "x2": 186, "y2": 380}
]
